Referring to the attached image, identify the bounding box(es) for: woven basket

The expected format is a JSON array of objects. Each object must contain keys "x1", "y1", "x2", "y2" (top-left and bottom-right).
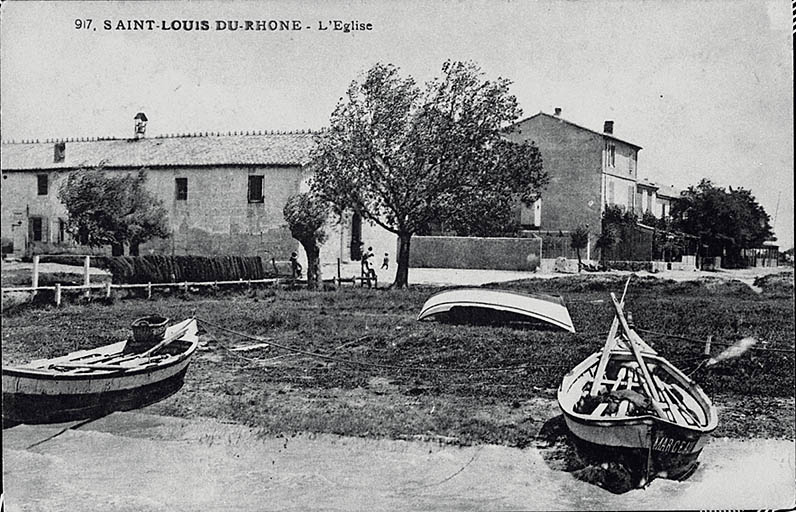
[{"x1": 126, "y1": 315, "x2": 169, "y2": 353}]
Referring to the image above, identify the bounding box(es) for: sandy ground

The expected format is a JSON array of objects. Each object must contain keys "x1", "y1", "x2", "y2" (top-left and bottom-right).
[{"x1": 3, "y1": 411, "x2": 794, "y2": 512}]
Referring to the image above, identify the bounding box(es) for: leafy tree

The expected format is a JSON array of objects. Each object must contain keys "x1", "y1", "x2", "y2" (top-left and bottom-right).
[
  {"x1": 570, "y1": 225, "x2": 589, "y2": 272},
  {"x1": 640, "y1": 210, "x2": 658, "y2": 227},
  {"x1": 58, "y1": 167, "x2": 169, "y2": 255},
  {"x1": 671, "y1": 179, "x2": 774, "y2": 267},
  {"x1": 283, "y1": 192, "x2": 330, "y2": 289},
  {"x1": 310, "y1": 61, "x2": 547, "y2": 287},
  {"x1": 596, "y1": 205, "x2": 637, "y2": 264}
]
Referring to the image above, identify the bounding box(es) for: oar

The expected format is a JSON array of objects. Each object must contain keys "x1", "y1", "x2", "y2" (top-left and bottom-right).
[
  {"x1": 140, "y1": 322, "x2": 192, "y2": 358},
  {"x1": 589, "y1": 276, "x2": 633, "y2": 396},
  {"x1": 610, "y1": 293, "x2": 667, "y2": 419}
]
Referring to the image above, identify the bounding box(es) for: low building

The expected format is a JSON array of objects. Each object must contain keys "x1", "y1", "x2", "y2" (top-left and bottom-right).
[{"x1": 1, "y1": 119, "x2": 315, "y2": 260}]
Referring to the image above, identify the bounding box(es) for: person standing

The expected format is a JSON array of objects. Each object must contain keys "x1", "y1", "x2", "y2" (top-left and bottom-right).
[{"x1": 381, "y1": 252, "x2": 389, "y2": 270}]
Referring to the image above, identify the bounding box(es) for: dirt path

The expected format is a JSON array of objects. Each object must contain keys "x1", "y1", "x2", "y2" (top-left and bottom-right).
[{"x1": 3, "y1": 411, "x2": 794, "y2": 511}]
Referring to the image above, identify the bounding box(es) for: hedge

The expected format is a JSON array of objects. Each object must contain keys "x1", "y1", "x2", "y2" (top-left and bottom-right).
[{"x1": 39, "y1": 254, "x2": 270, "y2": 283}]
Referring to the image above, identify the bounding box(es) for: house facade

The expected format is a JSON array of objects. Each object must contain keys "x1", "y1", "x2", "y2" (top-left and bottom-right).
[
  {"x1": 1, "y1": 128, "x2": 312, "y2": 259},
  {"x1": 504, "y1": 110, "x2": 642, "y2": 231}
]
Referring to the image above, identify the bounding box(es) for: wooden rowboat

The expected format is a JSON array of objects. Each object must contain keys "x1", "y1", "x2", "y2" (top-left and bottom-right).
[
  {"x1": 2, "y1": 318, "x2": 199, "y2": 425},
  {"x1": 418, "y1": 288, "x2": 575, "y2": 333},
  {"x1": 557, "y1": 293, "x2": 717, "y2": 482}
]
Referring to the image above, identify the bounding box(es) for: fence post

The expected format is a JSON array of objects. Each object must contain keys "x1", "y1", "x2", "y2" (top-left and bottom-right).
[
  {"x1": 337, "y1": 258, "x2": 341, "y2": 280},
  {"x1": 54, "y1": 283, "x2": 62, "y2": 306},
  {"x1": 183, "y1": 281, "x2": 188, "y2": 293},
  {"x1": 704, "y1": 335, "x2": 712, "y2": 356},
  {"x1": 32, "y1": 255, "x2": 40, "y2": 289},
  {"x1": 147, "y1": 282, "x2": 152, "y2": 300},
  {"x1": 83, "y1": 255, "x2": 91, "y2": 298},
  {"x1": 104, "y1": 281, "x2": 112, "y2": 298}
]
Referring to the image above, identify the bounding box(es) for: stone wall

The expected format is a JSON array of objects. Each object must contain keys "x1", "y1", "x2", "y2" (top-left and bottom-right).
[{"x1": 409, "y1": 236, "x2": 542, "y2": 270}]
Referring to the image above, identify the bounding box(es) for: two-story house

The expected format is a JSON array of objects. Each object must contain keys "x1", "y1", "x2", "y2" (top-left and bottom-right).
[{"x1": 503, "y1": 109, "x2": 642, "y2": 257}]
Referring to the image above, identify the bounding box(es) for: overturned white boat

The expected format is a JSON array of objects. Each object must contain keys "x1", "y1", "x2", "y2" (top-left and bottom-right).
[{"x1": 417, "y1": 288, "x2": 575, "y2": 333}]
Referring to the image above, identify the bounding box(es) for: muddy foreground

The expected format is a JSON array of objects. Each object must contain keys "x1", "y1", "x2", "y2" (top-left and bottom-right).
[{"x1": 3, "y1": 411, "x2": 794, "y2": 511}]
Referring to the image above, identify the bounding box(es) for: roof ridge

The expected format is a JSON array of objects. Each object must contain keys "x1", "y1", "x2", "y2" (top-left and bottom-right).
[{"x1": 3, "y1": 129, "x2": 326, "y2": 145}]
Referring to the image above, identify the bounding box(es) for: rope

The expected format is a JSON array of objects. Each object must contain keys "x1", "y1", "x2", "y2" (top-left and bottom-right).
[
  {"x1": 196, "y1": 317, "x2": 570, "y2": 374},
  {"x1": 636, "y1": 328, "x2": 796, "y2": 354}
]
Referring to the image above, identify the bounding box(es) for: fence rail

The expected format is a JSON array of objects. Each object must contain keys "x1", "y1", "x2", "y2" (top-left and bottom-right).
[{"x1": 2, "y1": 255, "x2": 378, "y2": 307}]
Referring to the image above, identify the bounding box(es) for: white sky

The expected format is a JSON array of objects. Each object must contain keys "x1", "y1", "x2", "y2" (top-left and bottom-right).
[{"x1": 2, "y1": 0, "x2": 793, "y2": 248}]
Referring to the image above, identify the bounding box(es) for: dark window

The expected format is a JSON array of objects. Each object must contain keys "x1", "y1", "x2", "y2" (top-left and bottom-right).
[
  {"x1": 29, "y1": 216, "x2": 46, "y2": 242},
  {"x1": 58, "y1": 219, "x2": 67, "y2": 243},
  {"x1": 248, "y1": 175, "x2": 264, "y2": 203},
  {"x1": 37, "y1": 174, "x2": 48, "y2": 195},
  {"x1": 607, "y1": 144, "x2": 616, "y2": 167},
  {"x1": 175, "y1": 178, "x2": 188, "y2": 201}
]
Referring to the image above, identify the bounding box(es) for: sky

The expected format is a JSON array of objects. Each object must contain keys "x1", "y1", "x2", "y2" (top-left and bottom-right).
[{"x1": 2, "y1": 0, "x2": 793, "y2": 248}]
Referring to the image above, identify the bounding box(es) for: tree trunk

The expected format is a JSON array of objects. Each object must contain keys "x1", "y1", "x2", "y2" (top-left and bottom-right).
[
  {"x1": 111, "y1": 243, "x2": 124, "y2": 256},
  {"x1": 129, "y1": 242, "x2": 140, "y2": 256},
  {"x1": 394, "y1": 231, "x2": 412, "y2": 289},
  {"x1": 576, "y1": 247, "x2": 582, "y2": 272},
  {"x1": 301, "y1": 241, "x2": 322, "y2": 290}
]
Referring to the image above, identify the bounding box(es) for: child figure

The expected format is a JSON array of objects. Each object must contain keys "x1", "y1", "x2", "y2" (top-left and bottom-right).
[
  {"x1": 381, "y1": 252, "x2": 389, "y2": 270},
  {"x1": 289, "y1": 251, "x2": 302, "y2": 278}
]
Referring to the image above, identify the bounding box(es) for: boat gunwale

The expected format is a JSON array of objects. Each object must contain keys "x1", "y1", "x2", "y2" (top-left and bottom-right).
[
  {"x1": 558, "y1": 350, "x2": 718, "y2": 433},
  {"x1": 2, "y1": 322, "x2": 199, "y2": 382}
]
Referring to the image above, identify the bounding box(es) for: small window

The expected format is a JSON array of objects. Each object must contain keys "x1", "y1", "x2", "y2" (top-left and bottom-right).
[
  {"x1": 37, "y1": 174, "x2": 49, "y2": 195},
  {"x1": 607, "y1": 181, "x2": 615, "y2": 205},
  {"x1": 607, "y1": 144, "x2": 616, "y2": 167},
  {"x1": 248, "y1": 175, "x2": 264, "y2": 203},
  {"x1": 175, "y1": 178, "x2": 188, "y2": 201}
]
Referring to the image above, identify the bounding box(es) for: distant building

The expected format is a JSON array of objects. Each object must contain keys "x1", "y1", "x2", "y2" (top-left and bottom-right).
[{"x1": 505, "y1": 110, "x2": 642, "y2": 232}]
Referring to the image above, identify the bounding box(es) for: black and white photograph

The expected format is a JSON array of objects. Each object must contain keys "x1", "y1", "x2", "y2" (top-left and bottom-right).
[{"x1": 1, "y1": 0, "x2": 793, "y2": 510}]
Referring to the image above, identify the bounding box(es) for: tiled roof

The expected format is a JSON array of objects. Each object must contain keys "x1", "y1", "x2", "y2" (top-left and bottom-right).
[
  {"x1": 1, "y1": 132, "x2": 318, "y2": 171},
  {"x1": 511, "y1": 112, "x2": 643, "y2": 150}
]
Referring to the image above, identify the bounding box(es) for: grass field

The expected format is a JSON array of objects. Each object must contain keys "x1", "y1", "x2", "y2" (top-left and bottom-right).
[{"x1": 2, "y1": 272, "x2": 793, "y2": 446}]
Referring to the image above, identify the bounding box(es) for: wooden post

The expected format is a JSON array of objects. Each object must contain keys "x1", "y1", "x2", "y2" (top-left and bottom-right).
[
  {"x1": 104, "y1": 281, "x2": 112, "y2": 298},
  {"x1": 337, "y1": 258, "x2": 342, "y2": 280},
  {"x1": 32, "y1": 255, "x2": 40, "y2": 289},
  {"x1": 147, "y1": 282, "x2": 152, "y2": 299},
  {"x1": 703, "y1": 335, "x2": 712, "y2": 356},
  {"x1": 83, "y1": 255, "x2": 91, "y2": 298},
  {"x1": 183, "y1": 281, "x2": 188, "y2": 293},
  {"x1": 54, "y1": 283, "x2": 62, "y2": 306}
]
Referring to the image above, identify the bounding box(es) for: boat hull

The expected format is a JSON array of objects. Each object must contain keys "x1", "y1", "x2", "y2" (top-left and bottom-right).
[
  {"x1": 2, "y1": 366, "x2": 190, "y2": 424},
  {"x1": 418, "y1": 288, "x2": 575, "y2": 332}
]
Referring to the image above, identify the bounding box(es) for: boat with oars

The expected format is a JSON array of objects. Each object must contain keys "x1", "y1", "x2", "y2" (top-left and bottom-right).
[
  {"x1": 3, "y1": 317, "x2": 199, "y2": 425},
  {"x1": 557, "y1": 289, "x2": 718, "y2": 483}
]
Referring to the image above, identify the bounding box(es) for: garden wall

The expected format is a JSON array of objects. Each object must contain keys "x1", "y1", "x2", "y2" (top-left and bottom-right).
[{"x1": 409, "y1": 236, "x2": 541, "y2": 270}]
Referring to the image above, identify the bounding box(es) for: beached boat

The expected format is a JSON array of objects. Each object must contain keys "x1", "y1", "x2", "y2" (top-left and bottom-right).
[
  {"x1": 417, "y1": 288, "x2": 575, "y2": 333},
  {"x1": 557, "y1": 293, "x2": 717, "y2": 481},
  {"x1": 2, "y1": 318, "x2": 199, "y2": 424}
]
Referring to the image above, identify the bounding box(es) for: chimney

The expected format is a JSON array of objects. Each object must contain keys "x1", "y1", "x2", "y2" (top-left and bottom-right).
[
  {"x1": 554, "y1": 107, "x2": 562, "y2": 116},
  {"x1": 54, "y1": 142, "x2": 66, "y2": 163},
  {"x1": 603, "y1": 120, "x2": 614, "y2": 134},
  {"x1": 134, "y1": 112, "x2": 148, "y2": 139}
]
